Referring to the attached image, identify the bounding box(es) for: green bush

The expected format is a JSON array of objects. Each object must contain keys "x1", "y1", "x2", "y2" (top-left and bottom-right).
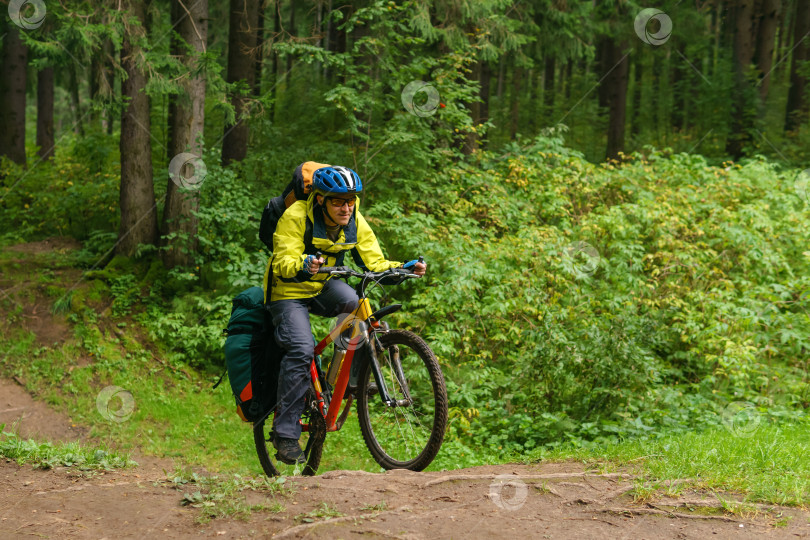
[
  {"x1": 0, "y1": 133, "x2": 120, "y2": 241},
  {"x1": 367, "y1": 133, "x2": 810, "y2": 450}
]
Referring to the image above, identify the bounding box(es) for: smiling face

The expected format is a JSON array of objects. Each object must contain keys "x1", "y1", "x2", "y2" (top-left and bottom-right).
[{"x1": 317, "y1": 194, "x2": 355, "y2": 227}]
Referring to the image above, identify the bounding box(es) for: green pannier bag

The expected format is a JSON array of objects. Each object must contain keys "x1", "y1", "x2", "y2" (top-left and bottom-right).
[{"x1": 223, "y1": 286, "x2": 280, "y2": 422}]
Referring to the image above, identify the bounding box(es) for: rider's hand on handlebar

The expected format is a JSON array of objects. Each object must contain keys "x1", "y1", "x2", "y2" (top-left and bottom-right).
[
  {"x1": 304, "y1": 254, "x2": 326, "y2": 275},
  {"x1": 402, "y1": 259, "x2": 427, "y2": 276}
]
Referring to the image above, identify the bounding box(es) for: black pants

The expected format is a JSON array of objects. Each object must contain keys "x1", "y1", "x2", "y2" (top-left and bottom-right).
[{"x1": 267, "y1": 278, "x2": 358, "y2": 439}]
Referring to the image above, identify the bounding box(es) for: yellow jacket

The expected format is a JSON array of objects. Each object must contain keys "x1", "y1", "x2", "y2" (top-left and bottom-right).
[{"x1": 263, "y1": 194, "x2": 401, "y2": 302}]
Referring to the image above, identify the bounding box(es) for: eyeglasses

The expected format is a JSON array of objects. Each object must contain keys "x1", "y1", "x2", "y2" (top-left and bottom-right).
[{"x1": 326, "y1": 197, "x2": 356, "y2": 208}]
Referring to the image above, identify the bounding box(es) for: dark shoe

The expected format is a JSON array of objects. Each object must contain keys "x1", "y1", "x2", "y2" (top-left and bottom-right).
[{"x1": 274, "y1": 436, "x2": 306, "y2": 465}]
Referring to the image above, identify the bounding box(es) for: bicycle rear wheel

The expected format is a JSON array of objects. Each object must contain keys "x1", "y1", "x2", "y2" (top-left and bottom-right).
[
  {"x1": 357, "y1": 330, "x2": 448, "y2": 471},
  {"x1": 254, "y1": 389, "x2": 326, "y2": 477}
]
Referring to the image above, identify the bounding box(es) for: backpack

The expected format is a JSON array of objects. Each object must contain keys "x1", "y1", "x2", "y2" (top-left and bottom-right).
[
  {"x1": 259, "y1": 161, "x2": 330, "y2": 251},
  {"x1": 223, "y1": 286, "x2": 281, "y2": 422}
]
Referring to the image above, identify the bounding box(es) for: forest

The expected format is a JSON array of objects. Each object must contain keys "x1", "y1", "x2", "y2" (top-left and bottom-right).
[{"x1": 1, "y1": 0, "x2": 809, "y2": 474}]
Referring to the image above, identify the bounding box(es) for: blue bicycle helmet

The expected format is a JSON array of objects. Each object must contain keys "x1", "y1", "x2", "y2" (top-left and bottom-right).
[{"x1": 312, "y1": 166, "x2": 363, "y2": 195}]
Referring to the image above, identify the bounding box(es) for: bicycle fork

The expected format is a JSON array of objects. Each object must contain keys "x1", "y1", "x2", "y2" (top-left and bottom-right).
[{"x1": 367, "y1": 330, "x2": 413, "y2": 408}]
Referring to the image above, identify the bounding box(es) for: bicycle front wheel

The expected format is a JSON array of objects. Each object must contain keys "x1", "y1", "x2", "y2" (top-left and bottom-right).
[{"x1": 357, "y1": 329, "x2": 448, "y2": 471}]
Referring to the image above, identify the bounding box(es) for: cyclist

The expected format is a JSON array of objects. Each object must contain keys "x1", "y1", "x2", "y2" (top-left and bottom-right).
[{"x1": 263, "y1": 165, "x2": 426, "y2": 464}]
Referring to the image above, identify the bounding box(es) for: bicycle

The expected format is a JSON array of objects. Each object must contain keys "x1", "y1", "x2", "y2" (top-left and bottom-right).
[{"x1": 253, "y1": 256, "x2": 448, "y2": 476}]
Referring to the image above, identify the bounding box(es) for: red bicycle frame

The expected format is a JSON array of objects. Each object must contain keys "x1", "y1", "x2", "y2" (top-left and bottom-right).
[{"x1": 306, "y1": 298, "x2": 374, "y2": 432}]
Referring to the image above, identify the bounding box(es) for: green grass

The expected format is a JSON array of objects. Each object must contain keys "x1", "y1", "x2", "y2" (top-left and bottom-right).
[
  {"x1": 295, "y1": 502, "x2": 344, "y2": 523},
  {"x1": 533, "y1": 418, "x2": 810, "y2": 506},
  {"x1": 0, "y1": 426, "x2": 135, "y2": 471},
  {"x1": 358, "y1": 501, "x2": 389, "y2": 512},
  {"x1": 173, "y1": 467, "x2": 289, "y2": 522}
]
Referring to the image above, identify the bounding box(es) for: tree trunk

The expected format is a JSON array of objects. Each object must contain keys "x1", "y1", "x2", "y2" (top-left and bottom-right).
[
  {"x1": 463, "y1": 61, "x2": 491, "y2": 152},
  {"x1": 101, "y1": 39, "x2": 115, "y2": 134},
  {"x1": 118, "y1": 0, "x2": 159, "y2": 256},
  {"x1": 68, "y1": 62, "x2": 85, "y2": 136},
  {"x1": 324, "y1": 0, "x2": 335, "y2": 80},
  {"x1": 254, "y1": 0, "x2": 265, "y2": 96},
  {"x1": 596, "y1": 41, "x2": 609, "y2": 109},
  {"x1": 671, "y1": 51, "x2": 686, "y2": 132},
  {"x1": 464, "y1": 61, "x2": 482, "y2": 154},
  {"x1": 776, "y1": 0, "x2": 789, "y2": 56},
  {"x1": 271, "y1": 0, "x2": 282, "y2": 119},
  {"x1": 630, "y1": 52, "x2": 643, "y2": 138},
  {"x1": 543, "y1": 56, "x2": 555, "y2": 115},
  {"x1": 286, "y1": 0, "x2": 296, "y2": 75},
  {"x1": 0, "y1": 24, "x2": 28, "y2": 165},
  {"x1": 711, "y1": 0, "x2": 723, "y2": 79},
  {"x1": 90, "y1": 55, "x2": 101, "y2": 129},
  {"x1": 322, "y1": 0, "x2": 332, "y2": 79},
  {"x1": 650, "y1": 57, "x2": 660, "y2": 140},
  {"x1": 722, "y1": 1, "x2": 739, "y2": 49},
  {"x1": 222, "y1": 0, "x2": 259, "y2": 165},
  {"x1": 496, "y1": 57, "x2": 505, "y2": 99},
  {"x1": 315, "y1": 0, "x2": 323, "y2": 77},
  {"x1": 161, "y1": 0, "x2": 208, "y2": 268},
  {"x1": 603, "y1": 38, "x2": 630, "y2": 160},
  {"x1": 785, "y1": 0, "x2": 810, "y2": 131},
  {"x1": 726, "y1": 0, "x2": 757, "y2": 158},
  {"x1": 480, "y1": 62, "x2": 491, "y2": 129},
  {"x1": 755, "y1": 0, "x2": 782, "y2": 102},
  {"x1": 37, "y1": 67, "x2": 55, "y2": 161},
  {"x1": 333, "y1": 4, "x2": 349, "y2": 84},
  {"x1": 564, "y1": 60, "x2": 573, "y2": 100},
  {"x1": 510, "y1": 63, "x2": 523, "y2": 140}
]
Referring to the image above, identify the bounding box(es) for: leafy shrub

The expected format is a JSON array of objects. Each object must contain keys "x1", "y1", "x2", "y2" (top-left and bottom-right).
[
  {"x1": 368, "y1": 132, "x2": 810, "y2": 450},
  {"x1": 0, "y1": 134, "x2": 120, "y2": 241}
]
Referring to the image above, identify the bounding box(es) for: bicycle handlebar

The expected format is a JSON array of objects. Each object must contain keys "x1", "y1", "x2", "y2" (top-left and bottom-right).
[
  {"x1": 314, "y1": 251, "x2": 424, "y2": 297},
  {"x1": 316, "y1": 266, "x2": 421, "y2": 279},
  {"x1": 315, "y1": 250, "x2": 423, "y2": 278}
]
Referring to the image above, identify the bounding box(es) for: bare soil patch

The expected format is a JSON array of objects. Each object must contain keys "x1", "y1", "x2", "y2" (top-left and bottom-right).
[
  {"x1": 0, "y1": 239, "x2": 83, "y2": 347},
  {"x1": 18, "y1": 299, "x2": 74, "y2": 347},
  {"x1": 0, "y1": 378, "x2": 88, "y2": 443},
  {"x1": 3, "y1": 237, "x2": 82, "y2": 255},
  {"x1": 2, "y1": 456, "x2": 809, "y2": 539}
]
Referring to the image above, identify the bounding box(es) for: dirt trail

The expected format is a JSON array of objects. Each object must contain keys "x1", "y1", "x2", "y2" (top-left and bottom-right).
[
  {"x1": 0, "y1": 378, "x2": 88, "y2": 443},
  {"x1": 1, "y1": 378, "x2": 809, "y2": 539}
]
